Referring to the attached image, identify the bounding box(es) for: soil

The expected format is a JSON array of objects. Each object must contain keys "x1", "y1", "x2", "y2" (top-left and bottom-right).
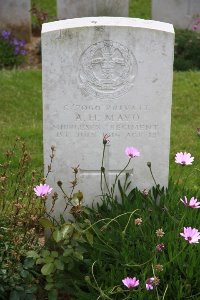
[{"x1": 21, "y1": 36, "x2": 41, "y2": 69}]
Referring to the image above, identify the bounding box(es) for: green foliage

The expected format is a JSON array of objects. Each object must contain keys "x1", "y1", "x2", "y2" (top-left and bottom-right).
[
  {"x1": 31, "y1": 0, "x2": 56, "y2": 20},
  {"x1": 30, "y1": 4, "x2": 54, "y2": 37},
  {"x1": 28, "y1": 217, "x2": 93, "y2": 299},
  {"x1": 0, "y1": 139, "x2": 45, "y2": 299},
  {"x1": 69, "y1": 179, "x2": 200, "y2": 300},
  {"x1": 174, "y1": 29, "x2": 200, "y2": 71},
  {"x1": 0, "y1": 31, "x2": 26, "y2": 69}
]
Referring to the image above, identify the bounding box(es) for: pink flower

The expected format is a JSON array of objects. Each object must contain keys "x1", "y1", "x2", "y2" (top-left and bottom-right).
[
  {"x1": 34, "y1": 183, "x2": 53, "y2": 197},
  {"x1": 180, "y1": 196, "x2": 200, "y2": 209},
  {"x1": 175, "y1": 152, "x2": 194, "y2": 165},
  {"x1": 146, "y1": 277, "x2": 154, "y2": 290},
  {"x1": 180, "y1": 227, "x2": 200, "y2": 244},
  {"x1": 125, "y1": 147, "x2": 140, "y2": 158},
  {"x1": 122, "y1": 277, "x2": 139, "y2": 289}
]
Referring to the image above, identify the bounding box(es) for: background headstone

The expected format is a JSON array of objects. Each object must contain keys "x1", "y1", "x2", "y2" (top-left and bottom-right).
[
  {"x1": 152, "y1": 0, "x2": 200, "y2": 30},
  {"x1": 0, "y1": 0, "x2": 31, "y2": 41},
  {"x1": 57, "y1": 0, "x2": 129, "y2": 20},
  {"x1": 42, "y1": 17, "x2": 174, "y2": 217}
]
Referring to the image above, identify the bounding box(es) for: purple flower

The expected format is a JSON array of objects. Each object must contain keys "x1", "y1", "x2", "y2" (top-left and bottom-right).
[
  {"x1": 192, "y1": 19, "x2": 200, "y2": 30},
  {"x1": 122, "y1": 276, "x2": 139, "y2": 289},
  {"x1": 146, "y1": 277, "x2": 154, "y2": 290},
  {"x1": 180, "y1": 196, "x2": 200, "y2": 209},
  {"x1": 1, "y1": 30, "x2": 11, "y2": 40},
  {"x1": 14, "y1": 46, "x2": 19, "y2": 55},
  {"x1": 125, "y1": 147, "x2": 140, "y2": 158},
  {"x1": 19, "y1": 40, "x2": 26, "y2": 47},
  {"x1": 175, "y1": 152, "x2": 194, "y2": 165},
  {"x1": 34, "y1": 183, "x2": 53, "y2": 198},
  {"x1": 20, "y1": 49, "x2": 26, "y2": 55},
  {"x1": 12, "y1": 38, "x2": 20, "y2": 46},
  {"x1": 180, "y1": 227, "x2": 200, "y2": 244}
]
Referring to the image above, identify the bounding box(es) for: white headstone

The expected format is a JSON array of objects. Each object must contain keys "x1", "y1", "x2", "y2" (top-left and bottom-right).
[
  {"x1": 0, "y1": 0, "x2": 31, "y2": 41},
  {"x1": 152, "y1": 0, "x2": 200, "y2": 30},
  {"x1": 42, "y1": 17, "x2": 174, "y2": 216},
  {"x1": 57, "y1": 0, "x2": 129, "y2": 20}
]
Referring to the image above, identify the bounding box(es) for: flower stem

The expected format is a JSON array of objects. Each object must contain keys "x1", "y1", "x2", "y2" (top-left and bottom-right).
[
  {"x1": 164, "y1": 244, "x2": 187, "y2": 267},
  {"x1": 111, "y1": 158, "x2": 131, "y2": 198}
]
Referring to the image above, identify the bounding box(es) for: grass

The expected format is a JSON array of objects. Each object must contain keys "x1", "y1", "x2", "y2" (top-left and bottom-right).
[
  {"x1": 0, "y1": 70, "x2": 199, "y2": 189},
  {"x1": 129, "y1": 0, "x2": 151, "y2": 19},
  {"x1": 31, "y1": 0, "x2": 152, "y2": 20},
  {"x1": 170, "y1": 72, "x2": 200, "y2": 189},
  {"x1": 0, "y1": 70, "x2": 42, "y2": 170},
  {"x1": 31, "y1": 0, "x2": 56, "y2": 19}
]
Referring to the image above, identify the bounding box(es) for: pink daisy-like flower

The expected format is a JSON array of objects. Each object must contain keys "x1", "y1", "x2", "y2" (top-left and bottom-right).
[
  {"x1": 175, "y1": 152, "x2": 194, "y2": 165},
  {"x1": 180, "y1": 227, "x2": 200, "y2": 244},
  {"x1": 180, "y1": 196, "x2": 200, "y2": 209},
  {"x1": 34, "y1": 183, "x2": 53, "y2": 198},
  {"x1": 125, "y1": 147, "x2": 140, "y2": 158},
  {"x1": 146, "y1": 277, "x2": 154, "y2": 290},
  {"x1": 122, "y1": 277, "x2": 140, "y2": 289}
]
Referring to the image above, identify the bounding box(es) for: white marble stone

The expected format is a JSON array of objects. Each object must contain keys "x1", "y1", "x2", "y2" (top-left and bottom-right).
[
  {"x1": 42, "y1": 17, "x2": 174, "y2": 217},
  {"x1": 57, "y1": 0, "x2": 129, "y2": 20},
  {"x1": 152, "y1": 0, "x2": 200, "y2": 30},
  {"x1": 0, "y1": 0, "x2": 31, "y2": 41}
]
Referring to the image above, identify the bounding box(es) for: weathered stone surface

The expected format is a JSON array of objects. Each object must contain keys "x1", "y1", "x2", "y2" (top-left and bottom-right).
[
  {"x1": 152, "y1": 0, "x2": 200, "y2": 30},
  {"x1": 0, "y1": 0, "x2": 31, "y2": 41},
  {"x1": 57, "y1": 0, "x2": 129, "y2": 19},
  {"x1": 42, "y1": 17, "x2": 174, "y2": 217}
]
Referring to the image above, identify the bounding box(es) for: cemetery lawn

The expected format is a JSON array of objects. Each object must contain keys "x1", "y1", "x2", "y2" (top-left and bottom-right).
[
  {"x1": 31, "y1": 0, "x2": 151, "y2": 20},
  {"x1": 0, "y1": 70, "x2": 42, "y2": 170},
  {"x1": 0, "y1": 70, "x2": 199, "y2": 189},
  {"x1": 31, "y1": 0, "x2": 56, "y2": 19}
]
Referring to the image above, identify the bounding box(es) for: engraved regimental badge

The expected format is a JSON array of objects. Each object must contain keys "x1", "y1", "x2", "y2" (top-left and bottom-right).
[{"x1": 78, "y1": 40, "x2": 138, "y2": 99}]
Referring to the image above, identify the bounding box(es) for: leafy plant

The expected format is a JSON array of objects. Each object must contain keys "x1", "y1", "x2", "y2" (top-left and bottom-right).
[
  {"x1": 26, "y1": 150, "x2": 94, "y2": 300},
  {"x1": 27, "y1": 217, "x2": 93, "y2": 300},
  {"x1": 70, "y1": 180, "x2": 200, "y2": 299},
  {"x1": 0, "y1": 138, "x2": 45, "y2": 299},
  {"x1": 61, "y1": 142, "x2": 200, "y2": 299},
  {"x1": 174, "y1": 29, "x2": 200, "y2": 71},
  {"x1": 0, "y1": 31, "x2": 26, "y2": 69},
  {"x1": 28, "y1": 137, "x2": 200, "y2": 299}
]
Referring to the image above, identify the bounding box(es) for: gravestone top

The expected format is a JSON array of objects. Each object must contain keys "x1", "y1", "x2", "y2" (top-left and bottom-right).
[
  {"x1": 43, "y1": 17, "x2": 174, "y2": 33},
  {"x1": 57, "y1": 0, "x2": 129, "y2": 20},
  {"x1": 152, "y1": 0, "x2": 200, "y2": 30},
  {"x1": 0, "y1": 0, "x2": 31, "y2": 41},
  {"x1": 42, "y1": 17, "x2": 174, "y2": 217}
]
